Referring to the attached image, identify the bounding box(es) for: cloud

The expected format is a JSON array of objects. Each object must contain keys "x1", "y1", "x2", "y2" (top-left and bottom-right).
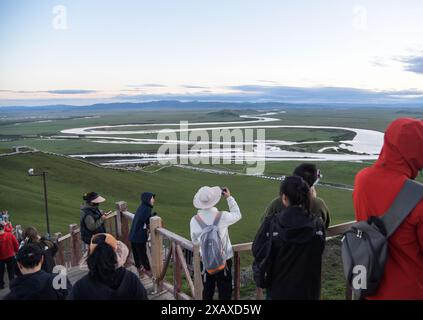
[
  {"x1": 126, "y1": 83, "x2": 167, "y2": 88},
  {"x1": 397, "y1": 53, "x2": 423, "y2": 74},
  {"x1": 181, "y1": 85, "x2": 208, "y2": 89},
  {"x1": 0, "y1": 89, "x2": 97, "y2": 95},
  {"x1": 371, "y1": 57, "x2": 388, "y2": 68},
  {"x1": 47, "y1": 89, "x2": 97, "y2": 94}
]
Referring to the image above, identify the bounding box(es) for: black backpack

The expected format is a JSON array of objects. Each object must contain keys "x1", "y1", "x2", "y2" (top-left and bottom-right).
[
  {"x1": 342, "y1": 179, "x2": 423, "y2": 299},
  {"x1": 252, "y1": 213, "x2": 282, "y2": 288}
]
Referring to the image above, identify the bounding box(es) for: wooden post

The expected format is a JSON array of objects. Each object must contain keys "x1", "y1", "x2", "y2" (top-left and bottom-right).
[
  {"x1": 116, "y1": 202, "x2": 130, "y2": 249},
  {"x1": 69, "y1": 224, "x2": 82, "y2": 267},
  {"x1": 150, "y1": 216, "x2": 163, "y2": 293},
  {"x1": 172, "y1": 241, "x2": 182, "y2": 299},
  {"x1": 54, "y1": 232, "x2": 65, "y2": 266},
  {"x1": 233, "y1": 251, "x2": 241, "y2": 300},
  {"x1": 193, "y1": 243, "x2": 203, "y2": 300}
]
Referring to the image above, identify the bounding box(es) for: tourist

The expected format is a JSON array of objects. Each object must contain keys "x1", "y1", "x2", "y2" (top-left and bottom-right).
[
  {"x1": 68, "y1": 233, "x2": 148, "y2": 300},
  {"x1": 20, "y1": 226, "x2": 58, "y2": 273},
  {"x1": 266, "y1": 176, "x2": 326, "y2": 300},
  {"x1": 129, "y1": 192, "x2": 155, "y2": 277},
  {"x1": 5, "y1": 243, "x2": 70, "y2": 300},
  {"x1": 190, "y1": 186, "x2": 242, "y2": 300},
  {"x1": 263, "y1": 163, "x2": 331, "y2": 229},
  {"x1": 353, "y1": 118, "x2": 423, "y2": 299},
  {"x1": 0, "y1": 221, "x2": 19, "y2": 289},
  {"x1": 80, "y1": 192, "x2": 109, "y2": 245}
]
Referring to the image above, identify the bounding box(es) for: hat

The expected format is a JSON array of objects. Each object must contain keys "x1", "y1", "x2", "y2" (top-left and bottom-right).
[
  {"x1": 193, "y1": 186, "x2": 222, "y2": 209},
  {"x1": 89, "y1": 233, "x2": 129, "y2": 268},
  {"x1": 83, "y1": 192, "x2": 106, "y2": 204}
]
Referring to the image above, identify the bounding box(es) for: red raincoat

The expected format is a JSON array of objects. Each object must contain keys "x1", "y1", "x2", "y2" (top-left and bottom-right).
[{"x1": 353, "y1": 118, "x2": 423, "y2": 299}]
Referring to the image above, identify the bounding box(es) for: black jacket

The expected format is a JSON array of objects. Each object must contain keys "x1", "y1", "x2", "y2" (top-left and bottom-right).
[
  {"x1": 80, "y1": 204, "x2": 106, "y2": 244},
  {"x1": 5, "y1": 270, "x2": 71, "y2": 300},
  {"x1": 129, "y1": 192, "x2": 155, "y2": 243},
  {"x1": 268, "y1": 206, "x2": 326, "y2": 300},
  {"x1": 68, "y1": 267, "x2": 148, "y2": 300}
]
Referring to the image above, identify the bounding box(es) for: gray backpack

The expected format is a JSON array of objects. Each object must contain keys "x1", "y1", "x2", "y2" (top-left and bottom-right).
[
  {"x1": 342, "y1": 179, "x2": 423, "y2": 299},
  {"x1": 195, "y1": 212, "x2": 226, "y2": 276}
]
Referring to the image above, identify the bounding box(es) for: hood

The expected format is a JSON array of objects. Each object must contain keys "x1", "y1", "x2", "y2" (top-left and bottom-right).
[
  {"x1": 376, "y1": 118, "x2": 423, "y2": 179},
  {"x1": 141, "y1": 192, "x2": 155, "y2": 207},
  {"x1": 277, "y1": 206, "x2": 320, "y2": 244}
]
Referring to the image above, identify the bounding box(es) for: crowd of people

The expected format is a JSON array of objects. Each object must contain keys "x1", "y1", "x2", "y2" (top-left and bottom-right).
[{"x1": 0, "y1": 117, "x2": 422, "y2": 300}]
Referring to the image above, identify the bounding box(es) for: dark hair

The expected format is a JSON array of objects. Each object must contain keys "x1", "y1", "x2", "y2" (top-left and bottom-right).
[
  {"x1": 23, "y1": 226, "x2": 40, "y2": 244},
  {"x1": 280, "y1": 176, "x2": 311, "y2": 213},
  {"x1": 293, "y1": 163, "x2": 318, "y2": 187},
  {"x1": 87, "y1": 242, "x2": 118, "y2": 286},
  {"x1": 17, "y1": 243, "x2": 43, "y2": 269}
]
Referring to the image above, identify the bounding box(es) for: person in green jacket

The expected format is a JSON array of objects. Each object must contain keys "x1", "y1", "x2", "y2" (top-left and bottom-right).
[{"x1": 262, "y1": 163, "x2": 331, "y2": 229}]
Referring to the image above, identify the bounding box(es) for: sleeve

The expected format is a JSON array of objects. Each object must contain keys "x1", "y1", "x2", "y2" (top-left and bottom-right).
[
  {"x1": 417, "y1": 205, "x2": 423, "y2": 253},
  {"x1": 132, "y1": 273, "x2": 148, "y2": 300},
  {"x1": 84, "y1": 214, "x2": 103, "y2": 231},
  {"x1": 219, "y1": 196, "x2": 242, "y2": 227},
  {"x1": 320, "y1": 198, "x2": 331, "y2": 229},
  {"x1": 190, "y1": 218, "x2": 200, "y2": 245},
  {"x1": 12, "y1": 234, "x2": 19, "y2": 253},
  {"x1": 66, "y1": 281, "x2": 77, "y2": 300},
  {"x1": 261, "y1": 197, "x2": 282, "y2": 221}
]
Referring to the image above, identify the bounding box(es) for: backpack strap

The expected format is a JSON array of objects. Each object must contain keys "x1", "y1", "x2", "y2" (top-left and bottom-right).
[
  {"x1": 213, "y1": 211, "x2": 222, "y2": 227},
  {"x1": 381, "y1": 179, "x2": 423, "y2": 238},
  {"x1": 194, "y1": 215, "x2": 208, "y2": 229}
]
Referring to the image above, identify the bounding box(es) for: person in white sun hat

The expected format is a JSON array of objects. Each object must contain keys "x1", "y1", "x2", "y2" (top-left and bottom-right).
[{"x1": 190, "y1": 186, "x2": 242, "y2": 300}]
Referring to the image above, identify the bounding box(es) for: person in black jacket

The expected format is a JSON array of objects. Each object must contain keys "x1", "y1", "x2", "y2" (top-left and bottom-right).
[
  {"x1": 129, "y1": 192, "x2": 155, "y2": 276},
  {"x1": 80, "y1": 192, "x2": 109, "y2": 245},
  {"x1": 19, "y1": 227, "x2": 57, "y2": 273},
  {"x1": 5, "y1": 243, "x2": 71, "y2": 300},
  {"x1": 68, "y1": 233, "x2": 148, "y2": 300},
  {"x1": 268, "y1": 176, "x2": 326, "y2": 300}
]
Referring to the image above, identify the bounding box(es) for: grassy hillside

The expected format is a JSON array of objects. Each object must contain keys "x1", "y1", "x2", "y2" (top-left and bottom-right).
[{"x1": 0, "y1": 152, "x2": 355, "y2": 241}]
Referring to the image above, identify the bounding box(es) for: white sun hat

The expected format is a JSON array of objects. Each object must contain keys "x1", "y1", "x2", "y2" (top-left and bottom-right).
[{"x1": 193, "y1": 186, "x2": 222, "y2": 210}]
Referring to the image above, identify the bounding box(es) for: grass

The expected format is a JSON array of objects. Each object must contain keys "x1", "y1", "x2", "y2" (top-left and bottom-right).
[{"x1": 0, "y1": 152, "x2": 355, "y2": 238}]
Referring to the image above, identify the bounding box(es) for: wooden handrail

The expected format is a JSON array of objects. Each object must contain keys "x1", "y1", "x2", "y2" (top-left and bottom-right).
[
  {"x1": 51, "y1": 201, "x2": 355, "y2": 301},
  {"x1": 156, "y1": 227, "x2": 194, "y2": 251}
]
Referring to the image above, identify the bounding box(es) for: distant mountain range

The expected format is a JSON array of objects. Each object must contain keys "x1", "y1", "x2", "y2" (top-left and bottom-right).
[{"x1": 1, "y1": 100, "x2": 422, "y2": 112}]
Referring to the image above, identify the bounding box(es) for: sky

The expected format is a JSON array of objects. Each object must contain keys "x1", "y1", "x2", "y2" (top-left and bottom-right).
[{"x1": 1, "y1": 0, "x2": 423, "y2": 106}]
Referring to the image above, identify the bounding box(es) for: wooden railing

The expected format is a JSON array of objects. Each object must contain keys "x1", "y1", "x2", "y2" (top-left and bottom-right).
[{"x1": 47, "y1": 201, "x2": 355, "y2": 300}]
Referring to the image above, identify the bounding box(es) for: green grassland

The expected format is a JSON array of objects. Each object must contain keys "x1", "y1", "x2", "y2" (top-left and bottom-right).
[{"x1": 0, "y1": 152, "x2": 355, "y2": 239}]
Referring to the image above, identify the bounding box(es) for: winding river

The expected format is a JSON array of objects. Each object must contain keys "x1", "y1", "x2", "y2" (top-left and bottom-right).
[{"x1": 61, "y1": 113, "x2": 384, "y2": 165}]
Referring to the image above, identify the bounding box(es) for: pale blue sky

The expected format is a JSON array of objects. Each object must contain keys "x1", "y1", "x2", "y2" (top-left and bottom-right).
[{"x1": 1, "y1": 0, "x2": 423, "y2": 105}]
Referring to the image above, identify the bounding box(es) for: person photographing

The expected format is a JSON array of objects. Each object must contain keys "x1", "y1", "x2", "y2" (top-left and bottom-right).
[
  {"x1": 190, "y1": 186, "x2": 242, "y2": 300},
  {"x1": 80, "y1": 192, "x2": 110, "y2": 245}
]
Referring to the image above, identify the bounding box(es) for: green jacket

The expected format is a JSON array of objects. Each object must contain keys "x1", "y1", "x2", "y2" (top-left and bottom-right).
[{"x1": 262, "y1": 196, "x2": 331, "y2": 229}]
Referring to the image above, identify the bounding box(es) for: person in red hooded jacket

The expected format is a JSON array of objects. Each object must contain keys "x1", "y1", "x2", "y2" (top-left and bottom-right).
[
  {"x1": 0, "y1": 221, "x2": 19, "y2": 289},
  {"x1": 353, "y1": 117, "x2": 423, "y2": 299}
]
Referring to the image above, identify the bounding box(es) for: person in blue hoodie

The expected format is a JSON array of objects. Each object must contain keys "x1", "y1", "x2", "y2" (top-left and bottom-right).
[{"x1": 129, "y1": 192, "x2": 155, "y2": 276}]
